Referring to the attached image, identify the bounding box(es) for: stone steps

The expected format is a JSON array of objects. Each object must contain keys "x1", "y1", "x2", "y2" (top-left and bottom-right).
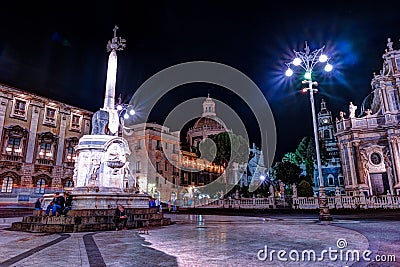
[{"x1": 10, "y1": 207, "x2": 171, "y2": 233}]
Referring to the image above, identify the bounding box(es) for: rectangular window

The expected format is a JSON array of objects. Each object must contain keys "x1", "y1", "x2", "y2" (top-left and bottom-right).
[
  {"x1": 70, "y1": 114, "x2": 82, "y2": 131},
  {"x1": 156, "y1": 162, "x2": 160, "y2": 172},
  {"x1": 164, "y1": 161, "x2": 168, "y2": 172},
  {"x1": 136, "y1": 139, "x2": 141, "y2": 149},
  {"x1": 39, "y1": 143, "x2": 52, "y2": 159},
  {"x1": 11, "y1": 98, "x2": 28, "y2": 119},
  {"x1": 6, "y1": 137, "x2": 21, "y2": 155},
  {"x1": 173, "y1": 144, "x2": 177, "y2": 153},
  {"x1": 165, "y1": 142, "x2": 168, "y2": 149},
  {"x1": 156, "y1": 140, "x2": 161, "y2": 150},
  {"x1": 136, "y1": 161, "x2": 141, "y2": 172},
  {"x1": 44, "y1": 106, "x2": 57, "y2": 126}
]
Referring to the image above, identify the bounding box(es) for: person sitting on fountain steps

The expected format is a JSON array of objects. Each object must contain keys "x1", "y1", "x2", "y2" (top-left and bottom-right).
[
  {"x1": 113, "y1": 205, "x2": 128, "y2": 231},
  {"x1": 45, "y1": 192, "x2": 65, "y2": 216}
]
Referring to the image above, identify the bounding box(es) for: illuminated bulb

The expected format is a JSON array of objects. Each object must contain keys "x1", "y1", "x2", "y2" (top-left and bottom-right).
[
  {"x1": 304, "y1": 72, "x2": 311, "y2": 80},
  {"x1": 116, "y1": 105, "x2": 123, "y2": 111},
  {"x1": 129, "y1": 109, "x2": 135, "y2": 116},
  {"x1": 324, "y1": 63, "x2": 333, "y2": 72},
  {"x1": 260, "y1": 175, "x2": 266, "y2": 181},
  {"x1": 285, "y1": 68, "x2": 293, "y2": 77},
  {"x1": 302, "y1": 88, "x2": 308, "y2": 93},
  {"x1": 293, "y1": 57, "x2": 302, "y2": 66},
  {"x1": 319, "y1": 54, "x2": 328, "y2": 62},
  {"x1": 123, "y1": 113, "x2": 129, "y2": 119}
]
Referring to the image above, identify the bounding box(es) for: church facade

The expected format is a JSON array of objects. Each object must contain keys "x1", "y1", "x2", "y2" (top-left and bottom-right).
[{"x1": 336, "y1": 38, "x2": 400, "y2": 196}]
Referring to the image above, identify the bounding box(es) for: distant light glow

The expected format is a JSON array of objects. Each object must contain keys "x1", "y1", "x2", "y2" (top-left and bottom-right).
[
  {"x1": 293, "y1": 58, "x2": 302, "y2": 66},
  {"x1": 319, "y1": 54, "x2": 328, "y2": 62},
  {"x1": 123, "y1": 113, "x2": 129, "y2": 119},
  {"x1": 129, "y1": 109, "x2": 136, "y2": 115},
  {"x1": 116, "y1": 104, "x2": 123, "y2": 111},
  {"x1": 260, "y1": 175, "x2": 266, "y2": 181},
  {"x1": 302, "y1": 88, "x2": 308, "y2": 93},
  {"x1": 285, "y1": 68, "x2": 293, "y2": 77},
  {"x1": 324, "y1": 63, "x2": 333, "y2": 72},
  {"x1": 304, "y1": 72, "x2": 311, "y2": 80}
]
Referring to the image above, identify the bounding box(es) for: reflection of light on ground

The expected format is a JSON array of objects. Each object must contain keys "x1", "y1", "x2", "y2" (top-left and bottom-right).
[{"x1": 142, "y1": 214, "x2": 369, "y2": 267}]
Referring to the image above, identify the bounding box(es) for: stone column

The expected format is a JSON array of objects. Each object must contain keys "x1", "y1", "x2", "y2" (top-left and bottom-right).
[
  {"x1": 381, "y1": 85, "x2": 390, "y2": 113},
  {"x1": 340, "y1": 144, "x2": 351, "y2": 187},
  {"x1": 346, "y1": 142, "x2": 358, "y2": 189},
  {"x1": 390, "y1": 137, "x2": 400, "y2": 187},
  {"x1": 25, "y1": 103, "x2": 41, "y2": 164}
]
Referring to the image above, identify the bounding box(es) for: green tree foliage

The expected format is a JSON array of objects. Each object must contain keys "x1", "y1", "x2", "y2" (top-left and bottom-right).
[
  {"x1": 282, "y1": 152, "x2": 300, "y2": 165},
  {"x1": 297, "y1": 180, "x2": 314, "y2": 197},
  {"x1": 272, "y1": 161, "x2": 302, "y2": 186},
  {"x1": 294, "y1": 136, "x2": 315, "y2": 183},
  {"x1": 196, "y1": 132, "x2": 249, "y2": 167}
]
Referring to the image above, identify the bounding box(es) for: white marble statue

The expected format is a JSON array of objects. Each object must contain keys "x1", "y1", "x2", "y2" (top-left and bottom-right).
[{"x1": 349, "y1": 101, "x2": 357, "y2": 118}]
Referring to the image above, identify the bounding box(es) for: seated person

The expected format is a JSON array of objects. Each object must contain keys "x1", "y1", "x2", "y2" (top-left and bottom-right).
[
  {"x1": 45, "y1": 201, "x2": 55, "y2": 216},
  {"x1": 62, "y1": 192, "x2": 73, "y2": 215},
  {"x1": 113, "y1": 205, "x2": 128, "y2": 231}
]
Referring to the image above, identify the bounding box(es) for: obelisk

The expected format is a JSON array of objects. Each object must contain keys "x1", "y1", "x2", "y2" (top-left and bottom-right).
[{"x1": 91, "y1": 25, "x2": 126, "y2": 135}]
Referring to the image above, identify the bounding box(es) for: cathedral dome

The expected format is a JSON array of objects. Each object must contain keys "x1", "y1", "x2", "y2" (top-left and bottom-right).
[{"x1": 186, "y1": 94, "x2": 230, "y2": 149}]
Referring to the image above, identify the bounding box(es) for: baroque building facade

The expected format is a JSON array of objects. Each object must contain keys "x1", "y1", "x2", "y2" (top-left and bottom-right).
[
  {"x1": 0, "y1": 83, "x2": 92, "y2": 201},
  {"x1": 336, "y1": 38, "x2": 400, "y2": 196}
]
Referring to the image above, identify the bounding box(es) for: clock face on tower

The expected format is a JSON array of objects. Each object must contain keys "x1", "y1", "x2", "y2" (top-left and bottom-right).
[{"x1": 322, "y1": 118, "x2": 329, "y2": 124}]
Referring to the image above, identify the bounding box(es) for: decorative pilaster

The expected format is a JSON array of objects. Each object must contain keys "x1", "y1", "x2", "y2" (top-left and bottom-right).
[
  {"x1": 20, "y1": 164, "x2": 34, "y2": 188},
  {"x1": 26, "y1": 103, "x2": 41, "y2": 163},
  {"x1": 52, "y1": 165, "x2": 63, "y2": 188},
  {"x1": 56, "y1": 109, "x2": 69, "y2": 166},
  {"x1": 0, "y1": 96, "x2": 10, "y2": 141}
]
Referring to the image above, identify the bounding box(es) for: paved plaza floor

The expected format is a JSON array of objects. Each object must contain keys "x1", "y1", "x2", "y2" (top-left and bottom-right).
[{"x1": 0, "y1": 212, "x2": 399, "y2": 267}]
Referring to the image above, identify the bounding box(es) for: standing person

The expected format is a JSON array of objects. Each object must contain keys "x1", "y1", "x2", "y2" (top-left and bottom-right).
[
  {"x1": 62, "y1": 192, "x2": 73, "y2": 215},
  {"x1": 113, "y1": 205, "x2": 128, "y2": 231},
  {"x1": 35, "y1": 198, "x2": 43, "y2": 210}
]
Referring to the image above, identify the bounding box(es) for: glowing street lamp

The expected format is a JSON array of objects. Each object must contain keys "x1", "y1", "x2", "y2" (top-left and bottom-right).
[
  {"x1": 285, "y1": 41, "x2": 332, "y2": 221},
  {"x1": 115, "y1": 102, "x2": 136, "y2": 136}
]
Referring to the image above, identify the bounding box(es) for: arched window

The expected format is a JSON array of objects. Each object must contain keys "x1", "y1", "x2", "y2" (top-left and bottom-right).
[
  {"x1": 1, "y1": 177, "x2": 13, "y2": 193},
  {"x1": 328, "y1": 175, "x2": 334, "y2": 186},
  {"x1": 65, "y1": 180, "x2": 74, "y2": 188},
  {"x1": 35, "y1": 178, "x2": 46, "y2": 194},
  {"x1": 324, "y1": 130, "x2": 330, "y2": 139}
]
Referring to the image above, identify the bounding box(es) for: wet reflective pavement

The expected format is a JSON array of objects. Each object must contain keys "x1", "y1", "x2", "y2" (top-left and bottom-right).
[{"x1": 0, "y1": 213, "x2": 399, "y2": 266}]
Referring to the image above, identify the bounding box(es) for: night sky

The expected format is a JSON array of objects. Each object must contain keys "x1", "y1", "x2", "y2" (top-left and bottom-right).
[{"x1": 1, "y1": 1, "x2": 399, "y2": 163}]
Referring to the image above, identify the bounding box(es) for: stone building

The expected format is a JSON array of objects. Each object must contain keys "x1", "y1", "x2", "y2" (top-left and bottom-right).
[
  {"x1": 0, "y1": 83, "x2": 92, "y2": 201},
  {"x1": 124, "y1": 122, "x2": 224, "y2": 202},
  {"x1": 336, "y1": 38, "x2": 400, "y2": 196},
  {"x1": 315, "y1": 99, "x2": 344, "y2": 195}
]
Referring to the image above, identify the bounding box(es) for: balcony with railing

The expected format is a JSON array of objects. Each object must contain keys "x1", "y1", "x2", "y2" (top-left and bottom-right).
[
  {"x1": 1, "y1": 154, "x2": 23, "y2": 162},
  {"x1": 336, "y1": 113, "x2": 396, "y2": 133}
]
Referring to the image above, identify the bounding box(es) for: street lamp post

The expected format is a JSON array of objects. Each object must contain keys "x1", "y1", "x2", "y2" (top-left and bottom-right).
[{"x1": 285, "y1": 41, "x2": 333, "y2": 221}]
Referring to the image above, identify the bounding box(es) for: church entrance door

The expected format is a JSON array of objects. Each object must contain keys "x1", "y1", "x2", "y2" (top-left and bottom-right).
[{"x1": 369, "y1": 173, "x2": 390, "y2": 195}]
